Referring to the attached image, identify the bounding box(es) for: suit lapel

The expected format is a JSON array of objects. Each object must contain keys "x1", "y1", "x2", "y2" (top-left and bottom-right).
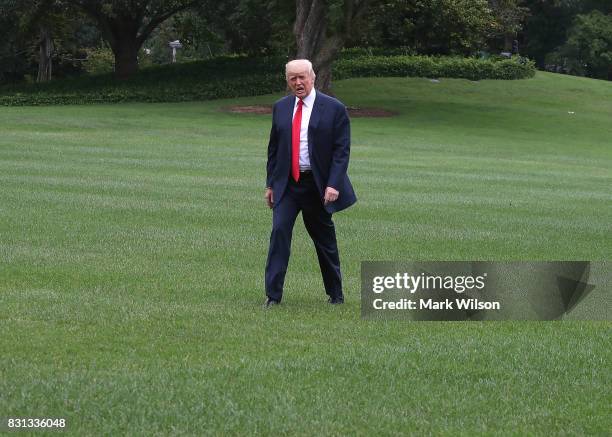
[
  {"x1": 282, "y1": 95, "x2": 296, "y2": 154},
  {"x1": 308, "y1": 92, "x2": 325, "y2": 157}
]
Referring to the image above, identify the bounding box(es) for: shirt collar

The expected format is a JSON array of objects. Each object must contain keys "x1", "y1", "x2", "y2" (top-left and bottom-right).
[{"x1": 296, "y1": 88, "x2": 316, "y2": 108}]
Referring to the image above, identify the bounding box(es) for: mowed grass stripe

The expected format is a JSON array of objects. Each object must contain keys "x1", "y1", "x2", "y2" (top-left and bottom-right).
[{"x1": 0, "y1": 72, "x2": 611, "y2": 434}]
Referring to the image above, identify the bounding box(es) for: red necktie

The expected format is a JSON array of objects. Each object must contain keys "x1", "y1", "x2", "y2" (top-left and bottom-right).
[{"x1": 292, "y1": 99, "x2": 303, "y2": 182}]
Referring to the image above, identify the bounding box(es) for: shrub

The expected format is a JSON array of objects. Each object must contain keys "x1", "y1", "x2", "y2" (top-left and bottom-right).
[
  {"x1": 83, "y1": 46, "x2": 115, "y2": 75},
  {"x1": 334, "y1": 55, "x2": 535, "y2": 81}
]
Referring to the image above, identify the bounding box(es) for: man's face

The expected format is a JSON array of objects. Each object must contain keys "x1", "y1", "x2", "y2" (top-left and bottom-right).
[{"x1": 286, "y1": 66, "x2": 314, "y2": 99}]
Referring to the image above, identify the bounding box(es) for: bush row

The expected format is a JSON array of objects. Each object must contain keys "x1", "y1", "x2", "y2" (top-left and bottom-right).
[
  {"x1": 0, "y1": 74, "x2": 286, "y2": 106},
  {"x1": 0, "y1": 55, "x2": 535, "y2": 106},
  {"x1": 335, "y1": 55, "x2": 536, "y2": 81}
]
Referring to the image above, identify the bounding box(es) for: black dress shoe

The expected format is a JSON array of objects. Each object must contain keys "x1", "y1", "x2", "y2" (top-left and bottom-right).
[
  {"x1": 263, "y1": 297, "x2": 280, "y2": 308},
  {"x1": 328, "y1": 296, "x2": 344, "y2": 304}
]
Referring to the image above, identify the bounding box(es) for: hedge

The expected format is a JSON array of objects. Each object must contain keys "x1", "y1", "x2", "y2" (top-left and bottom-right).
[
  {"x1": 335, "y1": 55, "x2": 536, "y2": 81},
  {"x1": 0, "y1": 55, "x2": 535, "y2": 106}
]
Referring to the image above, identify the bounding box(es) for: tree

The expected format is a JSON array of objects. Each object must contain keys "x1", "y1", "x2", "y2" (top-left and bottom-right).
[
  {"x1": 216, "y1": 0, "x2": 294, "y2": 56},
  {"x1": 26, "y1": 0, "x2": 66, "y2": 82},
  {"x1": 0, "y1": 0, "x2": 29, "y2": 83},
  {"x1": 69, "y1": 0, "x2": 196, "y2": 78},
  {"x1": 352, "y1": 0, "x2": 496, "y2": 56},
  {"x1": 293, "y1": 0, "x2": 371, "y2": 93},
  {"x1": 488, "y1": 0, "x2": 529, "y2": 52},
  {"x1": 548, "y1": 10, "x2": 612, "y2": 79},
  {"x1": 410, "y1": 0, "x2": 495, "y2": 54},
  {"x1": 522, "y1": 0, "x2": 612, "y2": 67},
  {"x1": 0, "y1": 0, "x2": 88, "y2": 83},
  {"x1": 0, "y1": 0, "x2": 58, "y2": 82}
]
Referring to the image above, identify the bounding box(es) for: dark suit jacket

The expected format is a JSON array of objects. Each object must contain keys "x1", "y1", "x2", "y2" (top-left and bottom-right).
[{"x1": 266, "y1": 90, "x2": 357, "y2": 213}]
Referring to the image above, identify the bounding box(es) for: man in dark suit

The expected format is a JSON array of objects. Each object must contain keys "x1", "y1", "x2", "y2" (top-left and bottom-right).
[{"x1": 264, "y1": 59, "x2": 357, "y2": 308}]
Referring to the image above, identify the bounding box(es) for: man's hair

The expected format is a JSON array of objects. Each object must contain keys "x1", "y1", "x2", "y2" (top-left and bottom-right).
[{"x1": 285, "y1": 59, "x2": 316, "y2": 80}]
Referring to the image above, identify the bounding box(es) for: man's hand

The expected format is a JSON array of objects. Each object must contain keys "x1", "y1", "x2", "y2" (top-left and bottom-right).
[
  {"x1": 265, "y1": 188, "x2": 274, "y2": 208},
  {"x1": 323, "y1": 186, "x2": 339, "y2": 205}
]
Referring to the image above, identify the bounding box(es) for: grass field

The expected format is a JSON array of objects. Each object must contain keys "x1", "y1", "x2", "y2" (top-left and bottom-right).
[{"x1": 1, "y1": 72, "x2": 611, "y2": 435}]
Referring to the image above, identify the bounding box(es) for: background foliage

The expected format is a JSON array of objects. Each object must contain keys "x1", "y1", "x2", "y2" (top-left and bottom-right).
[
  {"x1": 0, "y1": 54, "x2": 535, "y2": 106},
  {"x1": 0, "y1": 0, "x2": 610, "y2": 84}
]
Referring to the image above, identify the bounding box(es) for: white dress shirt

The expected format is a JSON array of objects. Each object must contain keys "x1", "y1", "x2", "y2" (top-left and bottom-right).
[{"x1": 292, "y1": 89, "x2": 316, "y2": 170}]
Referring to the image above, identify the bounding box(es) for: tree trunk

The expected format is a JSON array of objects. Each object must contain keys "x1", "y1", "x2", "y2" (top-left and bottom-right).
[
  {"x1": 294, "y1": 0, "x2": 329, "y2": 91},
  {"x1": 112, "y1": 38, "x2": 140, "y2": 80},
  {"x1": 37, "y1": 26, "x2": 53, "y2": 82},
  {"x1": 86, "y1": 13, "x2": 142, "y2": 80},
  {"x1": 309, "y1": 36, "x2": 344, "y2": 94},
  {"x1": 294, "y1": 0, "x2": 369, "y2": 95}
]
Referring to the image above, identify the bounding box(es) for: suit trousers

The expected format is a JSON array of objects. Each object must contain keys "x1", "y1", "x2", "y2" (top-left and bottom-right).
[{"x1": 265, "y1": 173, "x2": 343, "y2": 302}]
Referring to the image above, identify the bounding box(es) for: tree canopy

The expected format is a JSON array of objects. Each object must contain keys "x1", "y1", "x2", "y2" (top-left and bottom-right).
[
  {"x1": 67, "y1": 0, "x2": 197, "y2": 78},
  {"x1": 1, "y1": 0, "x2": 611, "y2": 84}
]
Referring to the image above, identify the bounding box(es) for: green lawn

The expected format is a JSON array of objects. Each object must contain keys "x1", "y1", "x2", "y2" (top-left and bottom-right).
[{"x1": 0, "y1": 72, "x2": 610, "y2": 435}]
